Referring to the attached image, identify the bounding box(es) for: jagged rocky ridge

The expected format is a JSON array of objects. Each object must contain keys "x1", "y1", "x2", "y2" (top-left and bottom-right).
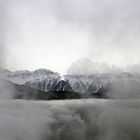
[{"x1": 2, "y1": 68, "x2": 140, "y2": 99}]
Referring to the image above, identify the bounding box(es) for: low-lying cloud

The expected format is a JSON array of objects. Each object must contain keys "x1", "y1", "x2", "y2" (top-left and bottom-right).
[{"x1": 0, "y1": 99, "x2": 140, "y2": 140}]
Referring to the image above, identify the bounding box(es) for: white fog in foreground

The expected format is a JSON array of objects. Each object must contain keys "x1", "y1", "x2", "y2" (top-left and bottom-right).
[{"x1": 0, "y1": 99, "x2": 140, "y2": 140}]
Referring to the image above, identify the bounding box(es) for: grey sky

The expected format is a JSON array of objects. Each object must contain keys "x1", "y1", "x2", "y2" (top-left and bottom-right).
[{"x1": 1, "y1": 0, "x2": 140, "y2": 73}]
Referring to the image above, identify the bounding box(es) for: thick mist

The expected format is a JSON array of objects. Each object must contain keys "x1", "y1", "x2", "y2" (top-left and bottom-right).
[
  {"x1": 0, "y1": 99, "x2": 140, "y2": 140},
  {"x1": 0, "y1": 1, "x2": 13, "y2": 99},
  {"x1": 0, "y1": 1, "x2": 140, "y2": 139},
  {"x1": 49, "y1": 0, "x2": 140, "y2": 67},
  {"x1": 0, "y1": 1, "x2": 6, "y2": 67},
  {"x1": 1, "y1": 0, "x2": 140, "y2": 73}
]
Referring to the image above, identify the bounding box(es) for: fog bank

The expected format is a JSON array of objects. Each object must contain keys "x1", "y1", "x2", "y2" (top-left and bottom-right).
[{"x1": 0, "y1": 99, "x2": 140, "y2": 140}]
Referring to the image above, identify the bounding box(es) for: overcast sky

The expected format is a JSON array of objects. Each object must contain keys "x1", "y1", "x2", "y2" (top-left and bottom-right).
[{"x1": 1, "y1": 0, "x2": 140, "y2": 74}]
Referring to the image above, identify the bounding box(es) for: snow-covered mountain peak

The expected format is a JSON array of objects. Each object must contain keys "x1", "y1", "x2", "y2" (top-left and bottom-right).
[
  {"x1": 7, "y1": 68, "x2": 60, "y2": 85},
  {"x1": 33, "y1": 69, "x2": 56, "y2": 76},
  {"x1": 67, "y1": 58, "x2": 123, "y2": 74}
]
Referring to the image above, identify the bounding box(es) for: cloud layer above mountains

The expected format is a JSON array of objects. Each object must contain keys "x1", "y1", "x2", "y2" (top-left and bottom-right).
[{"x1": 1, "y1": 0, "x2": 140, "y2": 73}]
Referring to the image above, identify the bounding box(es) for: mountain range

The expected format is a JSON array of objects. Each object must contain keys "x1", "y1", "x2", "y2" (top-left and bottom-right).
[{"x1": 0, "y1": 67, "x2": 140, "y2": 100}]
